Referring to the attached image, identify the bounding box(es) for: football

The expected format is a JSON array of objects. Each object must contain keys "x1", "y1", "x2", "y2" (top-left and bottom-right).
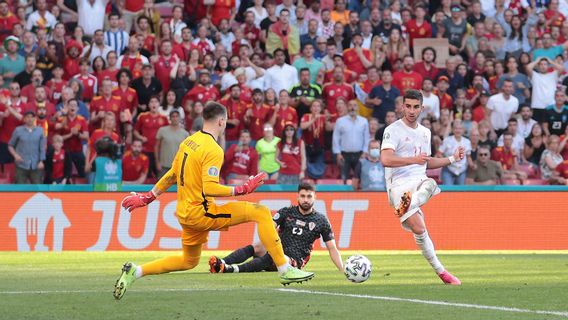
[{"x1": 344, "y1": 255, "x2": 372, "y2": 283}]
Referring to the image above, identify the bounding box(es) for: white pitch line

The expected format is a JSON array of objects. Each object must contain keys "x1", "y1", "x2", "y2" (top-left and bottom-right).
[{"x1": 277, "y1": 288, "x2": 568, "y2": 318}]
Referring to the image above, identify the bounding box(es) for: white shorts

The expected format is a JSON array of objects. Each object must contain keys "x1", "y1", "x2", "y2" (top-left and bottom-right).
[{"x1": 387, "y1": 177, "x2": 439, "y2": 226}]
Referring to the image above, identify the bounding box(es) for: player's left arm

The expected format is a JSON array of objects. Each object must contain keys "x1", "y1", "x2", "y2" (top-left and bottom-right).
[
  {"x1": 426, "y1": 146, "x2": 466, "y2": 169},
  {"x1": 325, "y1": 239, "x2": 344, "y2": 272}
]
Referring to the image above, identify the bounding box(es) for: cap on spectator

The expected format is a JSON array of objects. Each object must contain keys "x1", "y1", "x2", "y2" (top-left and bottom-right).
[
  {"x1": 23, "y1": 110, "x2": 36, "y2": 117},
  {"x1": 3, "y1": 35, "x2": 21, "y2": 50},
  {"x1": 65, "y1": 40, "x2": 83, "y2": 53},
  {"x1": 481, "y1": 90, "x2": 491, "y2": 97},
  {"x1": 451, "y1": 4, "x2": 462, "y2": 12},
  {"x1": 437, "y1": 75, "x2": 449, "y2": 83},
  {"x1": 234, "y1": 67, "x2": 246, "y2": 78}
]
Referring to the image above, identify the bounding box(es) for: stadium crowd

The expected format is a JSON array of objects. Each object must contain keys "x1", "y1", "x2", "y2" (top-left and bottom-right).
[{"x1": 1, "y1": 0, "x2": 568, "y2": 188}]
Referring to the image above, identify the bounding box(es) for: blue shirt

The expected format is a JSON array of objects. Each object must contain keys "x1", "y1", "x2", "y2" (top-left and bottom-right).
[
  {"x1": 56, "y1": 102, "x2": 90, "y2": 120},
  {"x1": 368, "y1": 85, "x2": 400, "y2": 123},
  {"x1": 332, "y1": 115, "x2": 370, "y2": 154},
  {"x1": 533, "y1": 45, "x2": 564, "y2": 61},
  {"x1": 9, "y1": 125, "x2": 46, "y2": 170},
  {"x1": 355, "y1": 158, "x2": 386, "y2": 191}
]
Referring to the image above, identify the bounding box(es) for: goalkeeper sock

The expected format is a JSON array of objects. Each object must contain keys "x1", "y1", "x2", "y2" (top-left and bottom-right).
[
  {"x1": 223, "y1": 245, "x2": 255, "y2": 264},
  {"x1": 414, "y1": 230, "x2": 445, "y2": 274}
]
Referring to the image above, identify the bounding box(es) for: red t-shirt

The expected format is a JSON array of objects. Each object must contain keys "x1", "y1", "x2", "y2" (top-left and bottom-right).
[
  {"x1": 120, "y1": 54, "x2": 145, "y2": 79},
  {"x1": 142, "y1": 34, "x2": 156, "y2": 53},
  {"x1": 63, "y1": 58, "x2": 80, "y2": 80},
  {"x1": 134, "y1": 112, "x2": 168, "y2": 153},
  {"x1": 112, "y1": 87, "x2": 139, "y2": 114},
  {"x1": 25, "y1": 101, "x2": 56, "y2": 119},
  {"x1": 246, "y1": 104, "x2": 273, "y2": 140},
  {"x1": 124, "y1": 0, "x2": 144, "y2": 12},
  {"x1": 343, "y1": 48, "x2": 373, "y2": 75},
  {"x1": 300, "y1": 113, "x2": 326, "y2": 146},
  {"x1": 46, "y1": 79, "x2": 65, "y2": 102},
  {"x1": 98, "y1": 69, "x2": 119, "y2": 87},
  {"x1": 0, "y1": 13, "x2": 19, "y2": 42},
  {"x1": 224, "y1": 144, "x2": 258, "y2": 176},
  {"x1": 57, "y1": 115, "x2": 88, "y2": 152},
  {"x1": 322, "y1": 83, "x2": 354, "y2": 114},
  {"x1": 472, "y1": 105, "x2": 486, "y2": 123},
  {"x1": 21, "y1": 85, "x2": 53, "y2": 104},
  {"x1": 555, "y1": 160, "x2": 568, "y2": 178},
  {"x1": 274, "y1": 106, "x2": 298, "y2": 137},
  {"x1": 221, "y1": 97, "x2": 248, "y2": 141},
  {"x1": 89, "y1": 129, "x2": 120, "y2": 162},
  {"x1": 278, "y1": 140, "x2": 302, "y2": 175},
  {"x1": 240, "y1": 84, "x2": 253, "y2": 104},
  {"x1": 405, "y1": 19, "x2": 432, "y2": 47},
  {"x1": 51, "y1": 149, "x2": 65, "y2": 180},
  {"x1": 491, "y1": 147, "x2": 516, "y2": 170},
  {"x1": 122, "y1": 150, "x2": 149, "y2": 181},
  {"x1": 243, "y1": 24, "x2": 260, "y2": 48},
  {"x1": 74, "y1": 74, "x2": 98, "y2": 101},
  {"x1": 0, "y1": 102, "x2": 23, "y2": 143},
  {"x1": 153, "y1": 55, "x2": 177, "y2": 93},
  {"x1": 211, "y1": 0, "x2": 235, "y2": 26},
  {"x1": 413, "y1": 61, "x2": 439, "y2": 81},
  {"x1": 182, "y1": 84, "x2": 220, "y2": 106},
  {"x1": 323, "y1": 69, "x2": 357, "y2": 84},
  {"x1": 392, "y1": 70, "x2": 423, "y2": 92},
  {"x1": 173, "y1": 42, "x2": 195, "y2": 62},
  {"x1": 90, "y1": 95, "x2": 123, "y2": 131}
]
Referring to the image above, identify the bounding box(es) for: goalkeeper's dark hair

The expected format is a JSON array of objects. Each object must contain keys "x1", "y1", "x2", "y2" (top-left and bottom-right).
[
  {"x1": 298, "y1": 182, "x2": 315, "y2": 193},
  {"x1": 203, "y1": 102, "x2": 227, "y2": 121}
]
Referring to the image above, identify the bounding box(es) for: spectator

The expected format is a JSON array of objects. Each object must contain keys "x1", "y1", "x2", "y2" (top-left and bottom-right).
[
  {"x1": 154, "y1": 110, "x2": 188, "y2": 178},
  {"x1": 270, "y1": 89, "x2": 298, "y2": 136},
  {"x1": 540, "y1": 135, "x2": 564, "y2": 182},
  {"x1": 405, "y1": 4, "x2": 432, "y2": 48},
  {"x1": 342, "y1": 33, "x2": 373, "y2": 75},
  {"x1": 256, "y1": 122, "x2": 281, "y2": 179},
  {"x1": 478, "y1": 119, "x2": 497, "y2": 149},
  {"x1": 527, "y1": 57, "x2": 564, "y2": 123},
  {"x1": 0, "y1": 82, "x2": 24, "y2": 165},
  {"x1": 26, "y1": 0, "x2": 57, "y2": 34},
  {"x1": 300, "y1": 19, "x2": 319, "y2": 49},
  {"x1": 134, "y1": 95, "x2": 168, "y2": 178},
  {"x1": 367, "y1": 69, "x2": 400, "y2": 124},
  {"x1": 159, "y1": 90, "x2": 185, "y2": 121},
  {"x1": 443, "y1": 5, "x2": 467, "y2": 55},
  {"x1": 117, "y1": 37, "x2": 150, "y2": 80},
  {"x1": 131, "y1": 64, "x2": 163, "y2": 111},
  {"x1": 466, "y1": 145, "x2": 503, "y2": 185},
  {"x1": 244, "y1": 88, "x2": 273, "y2": 143},
  {"x1": 300, "y1": 99, "x2": 332, "y2": 179},
  {"x1": 352, "y1": 139, "x2": 385, "y2": 191},
  {"x1": 73, "y1": 59, "x2": 98, "y2": 102},
  {"x1": 437, "y1": 120, "x2": 472, "y2": 185},
  {"x1": 104, "y1": 13, "x2": 129, "y2": 55},
  {"x1": 182, "y1": 69, "x2": 219, "y2": 108},
  {"x1": 151, "y1": 39, "x2": 176, "y2": 93},
  {"x1": 54, "y1": 99, "x2": 89, "y2": 177},
  {"x1": 266, "y1": 9, "x2": 300, "y2": 58},
  {"x1": 276, "y1": 123, "x2": 306, "y2": 184},
  {"x1": 224, "y1": 129, "x2": 259, "y2": 180},
  {"x1": 63, "y1": 40, "x2": 83, "y2": 80},
  {"x1": 413, "y1": 47, "x2": 439, "y2": 80},
  {"x1": 44, "y1": 134, "x2": 72, "y2": 184},
  {"x1": 517, "y1": 104, "x2": 537, "y2": 138},
  {"x1": 331, "y1": 0, "x2": 349, "y2": 25},
  {"x1": 247, "y1": 0, "x2": 268, "y2": 28},
  {"x1": 289, "y1": 68, "x2": 322, "y2": 120},
  {"x1": 524, "y1": 123, "x2": 546, "y2": 166},
  {"x1": 14, "y1": 54, "x2": 36, "y2": 89},
  {"x1": 82, "y1": 29, "x2": 113, "y2": 64},
  {"x1": 221, "y1": 84, "x2": 248, "y2": 147},
  {"x1": 90, "y1": 79, "x2": 123, "y2": 132},
  {"x1": 264, "y1": 48, "x2": 298, "y2": 95},
  {"x1": 543, "y1": 89, "x2": 568, "y2": 136},
  {"x1": 532, "y1": 32, "x2": 568, "y2": 61},
  {"x1": 486, "y1": 79, "x2": 519, "y2": 136},
  {"x1": 0, "y1": 1, "x2": 19, "y2": 43},
  {"x1": 497, "y1": 118, "x2": 525, "y2": 157},
  {"x1": 383, "y1": 28, "x2": 408, "y2": 68},
  {"x1": 322, "y1": 66, "x2": 354, "y2": 114},
  {"x1": 419, "y1": 78, "x2": 441, "y2": 122},
  {"x1": 8, "y1": 110, "x2": 46, "y2": 184},
  {"x1": 392, "y1": 55, "x2": 423, "y2": 92},
  {"x1": 293, "y1": 43, "x2": 324, "y2": 84},
  {"x1": 21, "y1": 69, "x2": 50, "y2": 104},
  {"x1": 491, "y1": 132, "x2": 527, "y2": 182},
  {"x1": 122, "y1": 139, "x2": 149, "y2": 184},
  {"x1": 332, "y1": 100, "x2": 370, "y2": 182},
  {"x1": 498, "y1": 56, "x2": 531, "y2": 105},
  {"x1": 551, "y1": 158, "x2": 568, "y2": 185},
  {"x1": 77, "y1": 0, "x2": 107, "y2": 36}
]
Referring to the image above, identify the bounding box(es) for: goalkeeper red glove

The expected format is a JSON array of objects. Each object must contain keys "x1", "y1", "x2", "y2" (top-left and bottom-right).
[
  {"x1": 234, "y1": 172, "x2": 267, "y2": 196},
  {"x1": 121, "y1": 191, "x2": 157, "y2": 212}
]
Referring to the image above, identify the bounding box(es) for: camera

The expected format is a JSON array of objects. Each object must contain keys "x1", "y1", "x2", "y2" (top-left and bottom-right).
[{"x1": 95, "y1": 136, "x2": 122, "y2": 160}]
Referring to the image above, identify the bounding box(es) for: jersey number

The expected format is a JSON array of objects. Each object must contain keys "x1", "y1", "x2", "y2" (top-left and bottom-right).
[
  {"x1": 292, "y1": 227, "x2": 303, "y2": 236},
  {"x1": 180, "y1": 152, "x2": 188, "y2": 186}
]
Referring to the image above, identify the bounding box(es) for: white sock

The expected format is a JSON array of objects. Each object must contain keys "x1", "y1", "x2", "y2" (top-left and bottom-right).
[
  {"x1": 232, "y1": 265, "x2": 239, "y2": 273},
  {"x1": 276, "y1": 262, "x2": 291, "y2": 275},
  {"x1": 134, "y1": 265, "x2": 143, "y2": 279},
  {"x1": 414, "y1": 231, "x2": 445, "y2": 274}
]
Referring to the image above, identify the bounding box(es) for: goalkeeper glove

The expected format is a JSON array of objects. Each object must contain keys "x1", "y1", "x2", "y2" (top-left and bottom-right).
[{"x1": 233, "y1": 172, "x2": 267, "y2": 196}]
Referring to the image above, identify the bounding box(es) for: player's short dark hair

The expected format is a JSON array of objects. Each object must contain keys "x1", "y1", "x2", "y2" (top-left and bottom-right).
[
  {"x1": 203, "y1": 102, "x2": 227, "y2": 121},
  {"x1": 403, "y1": 89, "x2": 423, "y2": 105},
  {"x1": 298, "y1": 182, "x2": 315, "y2": 193}
]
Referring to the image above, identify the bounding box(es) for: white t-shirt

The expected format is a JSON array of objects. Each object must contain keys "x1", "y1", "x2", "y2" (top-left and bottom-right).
[
  {"x1": 439, "y1": 135, "x2": 472, "y2": 175},
  {"x1": 531, "y1": 71, "x2": 558, "y2": 110},
  {"x1": 264, "y1": 64, "x2": 299, "y2": 94},
  {"x1": 487, "y1": 93, "x2": 519, "y2": 130},
  {"x1": 381, "y1": 119, "x2": 431, "y2": 186},
  {"x1": 78, "y1": 0, "x2": 107, "y2": 36},
  {"x1": 419, "y1": 92, "x2": 440, "y2": 121},
  {"x1": 246, "y1": 7, "x2": 268, "y2": 27},
  {"x1": 517, "y1": 118, "x2": 537, "y2": 138}
]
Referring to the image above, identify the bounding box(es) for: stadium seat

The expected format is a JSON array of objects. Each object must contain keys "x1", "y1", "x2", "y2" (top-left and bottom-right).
[
  {"x1": 522, "y1": 179, "x2": 549, "y2": 185},
  {"x1": 144, "y1": 177, "x2": 158, "y2": 185},
  {"x1": 323, "y1": 165, "x2": 340, "y2": 179},
  {"x1": 426, "y1": 168, "x2": 442, "y2": 184},
  {"x1": 502, "y1": 178, "x2": 521, "y2": 185},
  {"x1": 72, "y1": 177, "x2": 88, "y2": 184},
  {"x1": 518, "y1": 163, "x2": 539, "y2": 179},
  {"x1": 317, "y1": 179, "x2": 343, "y2": 184},
  {"x1": 0, "y1": 163, "x2": 15, "y2": 183},
  {"x1": 264, "y1": 179, "x2": 277, "y2": 185}
]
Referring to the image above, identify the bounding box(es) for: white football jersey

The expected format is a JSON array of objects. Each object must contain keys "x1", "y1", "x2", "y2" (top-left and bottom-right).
[{"x1": 381, "y1": 119, "x2": 431, "y2": 186}]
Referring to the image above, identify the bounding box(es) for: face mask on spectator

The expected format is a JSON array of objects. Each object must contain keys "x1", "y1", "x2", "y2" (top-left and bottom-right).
[{"x1": 370, "y1": 148, "x2": 380, "y2": 158}]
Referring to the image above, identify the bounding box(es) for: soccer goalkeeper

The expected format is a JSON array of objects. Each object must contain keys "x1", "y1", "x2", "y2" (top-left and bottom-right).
[
  {"x1": 113, "y1": 101, "x2": 314, "y2": 300},
  {"x1": 209, "y1": 182, "x2": 343, "y2": 274}
]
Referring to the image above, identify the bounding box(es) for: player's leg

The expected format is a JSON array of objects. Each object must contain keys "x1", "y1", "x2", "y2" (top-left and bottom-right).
[
  {"x1": 396, "y1": 178, "x2": 441, "y2": 216},
  {"x1": 209, "y1": 244, "x2": 255, "y2": 273},
  {"x1": 223, "y1": 253, "x2": 276, "y2": 273},
  {"x1": 213, "y1": 201, "x2": 314, "y2": 284},
  {"x1": 403, "y1": 212, "x2": 461, "y2": 285}
]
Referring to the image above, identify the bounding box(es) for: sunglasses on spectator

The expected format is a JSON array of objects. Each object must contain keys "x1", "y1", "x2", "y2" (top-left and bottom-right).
[{"x1": 478, "y1": 153, "x2": 489, "y2": 156}]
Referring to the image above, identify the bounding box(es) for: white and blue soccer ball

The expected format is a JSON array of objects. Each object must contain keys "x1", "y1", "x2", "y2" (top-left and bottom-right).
[{"x1": 344, "y1": 255, "x2": 372, "y2": 283}]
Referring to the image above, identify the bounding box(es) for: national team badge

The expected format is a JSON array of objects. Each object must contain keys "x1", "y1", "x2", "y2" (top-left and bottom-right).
[
  {"x1": 208, "y1": 166, "x2": 219, "y2": 177},
  {"x1": 308, "y1": 222, "x2": 316, "y2": 231}
]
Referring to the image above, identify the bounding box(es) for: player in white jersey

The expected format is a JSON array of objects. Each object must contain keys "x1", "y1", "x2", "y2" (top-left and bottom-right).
[{"x1": 380, "y1": 89, "x2": 463, "y2": 285}]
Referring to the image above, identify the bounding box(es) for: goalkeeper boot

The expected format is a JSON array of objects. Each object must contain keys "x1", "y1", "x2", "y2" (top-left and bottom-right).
[
  {"x1": 280, "y1": 266, "x2": 314, "y2": 285},
  {"x1": 208, "y1": 256, "x2": 225, "y2": 273},
  {"x1": 438, "y1": 270, "x2": 461, "y2": 285},
  {"x1": 113, "y1": 262, "x2": 137, "y2": 300}
]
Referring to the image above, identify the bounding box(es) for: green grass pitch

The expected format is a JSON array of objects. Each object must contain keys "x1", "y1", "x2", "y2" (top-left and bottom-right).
[{"x1": 1, "y1": 251, "x2": 567, "y2": 320}]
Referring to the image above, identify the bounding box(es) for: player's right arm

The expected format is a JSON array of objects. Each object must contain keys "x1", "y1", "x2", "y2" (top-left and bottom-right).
[{"x1": 380, "y1": 126, "x2": 427, "y2": 168}]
